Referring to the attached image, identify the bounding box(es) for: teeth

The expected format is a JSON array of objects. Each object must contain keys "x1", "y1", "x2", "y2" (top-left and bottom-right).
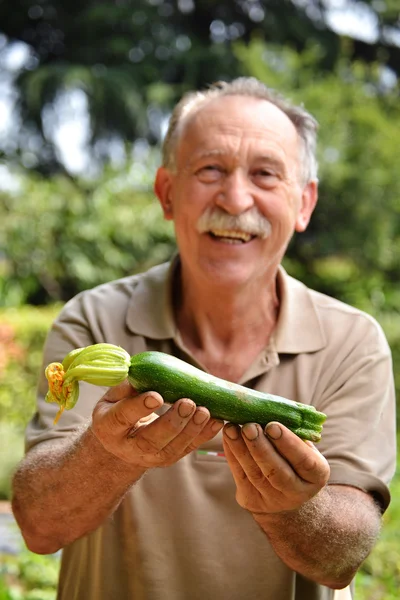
[{"x1": 210, "y1": 229, "x2": 253, "y2": 243}]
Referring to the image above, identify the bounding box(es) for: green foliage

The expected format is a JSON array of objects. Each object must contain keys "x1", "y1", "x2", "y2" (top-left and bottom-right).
[
  {"x1": 0, "y1": 550, "x2": 59, "y2": 600},
  {"x1": 0, "y1": 169, "x2": 176, "y2": 305},
  {"x1": 355, "y1": 464, "x2": 400, "y2": 599},
  {"x1": 0, "y1": 305, "x2": 62, "y2": 593},
  {"x1": 15, "y1": 552, "x2": 59, "y2": 593},
  {"x1": 0, "y1": 305, "x2": 62, "y2": 498},
  {"x1": 0, "y1": 305, "x2": 61, "y2": 429},
  {"x1": 0, "y1": 423, "x2": 24, "y2": 500},
  {"x1": 375, "y1": 313, "x2": 400, "y2": 423}
]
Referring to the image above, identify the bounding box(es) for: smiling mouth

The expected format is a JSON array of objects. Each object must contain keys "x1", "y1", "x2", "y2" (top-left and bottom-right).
[{"x1": 208, "y1": 229, "x2": 256, "y2": 244}]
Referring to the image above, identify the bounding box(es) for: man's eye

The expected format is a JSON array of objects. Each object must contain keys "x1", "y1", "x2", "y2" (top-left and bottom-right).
[
  {"x1": 258, "y1": 170, "x2": 275, "y2": 177},
  {"x1": 253, "y1": 170, "x2": 279, "y2": 186},
  {"x1": 197, "y1": 165, "x2": 223, "y2": 181}
]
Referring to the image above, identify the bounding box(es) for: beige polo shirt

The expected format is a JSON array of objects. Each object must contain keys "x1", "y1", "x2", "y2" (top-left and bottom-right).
[{"x1": 25, "y1": 259, "x2": 396, "y2": 600}]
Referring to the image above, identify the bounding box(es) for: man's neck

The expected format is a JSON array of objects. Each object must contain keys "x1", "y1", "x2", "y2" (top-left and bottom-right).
[{"x1": 174, "y1": 270, "x2": 280, "y2": 381}]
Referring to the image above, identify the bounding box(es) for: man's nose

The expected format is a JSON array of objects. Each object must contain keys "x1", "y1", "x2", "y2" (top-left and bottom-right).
[{"x1": 215, "y1": 170, "x2": 254, "y2": 215}]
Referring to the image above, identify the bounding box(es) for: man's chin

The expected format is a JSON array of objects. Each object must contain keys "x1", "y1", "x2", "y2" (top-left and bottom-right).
[{"x1": 200, "y1": 259, "x2": 260, "y2": 286}]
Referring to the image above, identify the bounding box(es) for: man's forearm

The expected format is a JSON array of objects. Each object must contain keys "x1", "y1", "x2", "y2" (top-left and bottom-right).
[
  {"x1": 12, "y1": 426, "x2": 146, "y2": 554},
  {"x1": 252, "y1": 485, "x2": 381, "y2": 589}
]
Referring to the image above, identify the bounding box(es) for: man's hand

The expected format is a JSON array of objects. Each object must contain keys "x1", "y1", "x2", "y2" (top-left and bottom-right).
[
  {"x1": 222, "y1": 422, "x2": 382, "y2": 588},
  {"x1": 222, "y1": 421, "x2": 330, "y2": 514},
  {"x1": 91, "y1": 381, "x2": 224, "y2": 467}
]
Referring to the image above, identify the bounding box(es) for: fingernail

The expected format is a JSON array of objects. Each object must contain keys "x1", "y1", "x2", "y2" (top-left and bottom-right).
[
  {"x1": 242, "y1": 423, "x2": 259, "y2": 440},
  {"x1": 224, "y1": 424, "x2": 239, "y2": 440},
  {"x1": 265, "y1": 423, "x2": 282, "y2": 440},
  {"x1": 144, "y1": 395, "x2": 161, "y2": 409},
  {"x1": 178, "y1": 400, "x2": 195, "y2": 418},
  {"x1": 193, "y1": 409, "x2": 208, "y2": 425}
]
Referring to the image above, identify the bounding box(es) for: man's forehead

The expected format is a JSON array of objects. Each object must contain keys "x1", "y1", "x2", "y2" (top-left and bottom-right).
[
  {"x1": 193, "y1": 95, "x2": 294, "y2": 127},
  {"x1": 180, "y1": 95, "x2": 299, "y2": 146},
  {"x1": 176, "y1": 95, "x2": 300, "y2": 167}
]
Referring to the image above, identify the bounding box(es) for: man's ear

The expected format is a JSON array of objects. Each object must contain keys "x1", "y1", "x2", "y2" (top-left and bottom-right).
[
  {"x1": 295, "y1": 180, "x2": 318, "y2": 232},
  {"x1": 154, "y1": 167, "x2": 174, "y2": 220}
]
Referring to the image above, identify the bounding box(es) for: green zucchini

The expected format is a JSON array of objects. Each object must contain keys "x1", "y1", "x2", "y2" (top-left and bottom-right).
[
  {"x1": 45, "y1": 344, "x2": 326, "y2": 441},
  {"x1": 128, "y1": 352, "x2": 326, "y2": 442}
]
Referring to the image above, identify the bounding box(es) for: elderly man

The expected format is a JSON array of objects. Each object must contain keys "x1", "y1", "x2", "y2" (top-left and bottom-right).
[{"x1": 12, "y1": 78, "x2": 396, "y2": 600}]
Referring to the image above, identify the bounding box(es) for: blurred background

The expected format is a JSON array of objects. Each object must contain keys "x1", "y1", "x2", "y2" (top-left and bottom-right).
[{"x1": 0, "y1": 1, "x2": 399, "y2": 598}]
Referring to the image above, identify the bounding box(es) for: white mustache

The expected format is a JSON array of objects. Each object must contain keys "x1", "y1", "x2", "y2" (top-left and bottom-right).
[{"x1": 196, "y1": 206, "x2": 272, "y2": 239}]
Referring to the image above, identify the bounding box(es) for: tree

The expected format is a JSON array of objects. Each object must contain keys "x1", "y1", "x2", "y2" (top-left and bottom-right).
[{"x1": 0, "y1": 0, "x2": 399, "y2": 174}]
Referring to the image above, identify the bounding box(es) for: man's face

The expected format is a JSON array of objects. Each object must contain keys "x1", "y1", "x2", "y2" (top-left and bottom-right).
[{"x1": 155, "y1": 95, "x2": 317, "y2": 287}]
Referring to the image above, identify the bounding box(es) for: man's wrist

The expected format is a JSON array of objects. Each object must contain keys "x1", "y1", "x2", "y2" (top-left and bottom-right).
[{"x1": 84, "y1": 425, "x2": 148, "y2": 483}]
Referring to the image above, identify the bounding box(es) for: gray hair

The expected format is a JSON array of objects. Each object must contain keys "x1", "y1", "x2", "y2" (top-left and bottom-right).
[{"x1": 162, "y1": 77, "x2": 319, "y2": 184}]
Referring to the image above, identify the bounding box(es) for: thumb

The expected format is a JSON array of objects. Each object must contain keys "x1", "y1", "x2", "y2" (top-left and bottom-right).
[
  {"x1": 92, "y1": 387, "x2": 164, "y2": 441},
  {"x1": 102, "y1": 380, "x2": 138, "y2": 403}
]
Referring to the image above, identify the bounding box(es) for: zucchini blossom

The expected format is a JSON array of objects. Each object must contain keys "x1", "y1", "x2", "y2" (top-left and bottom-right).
[{"x1": 45, "y1": 343, "x2": 131, "y2": 424}]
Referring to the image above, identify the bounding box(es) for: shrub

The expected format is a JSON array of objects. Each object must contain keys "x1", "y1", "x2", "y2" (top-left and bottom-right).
[
  {"x1": 0, "y1": 550, "x2": 59, "y2": 600},
  {"x1": 0, "y1": 305, "x2": 61, "y2": 429},
  {"x1": 0, "y1": 172, "x2": 176, "y2": 306},
  {"x1": 0, "y1": 423, "x2": 25, "y2": 500},
  {"x1": 356, "y1": 463, "x2": 400, "y2": 599}
]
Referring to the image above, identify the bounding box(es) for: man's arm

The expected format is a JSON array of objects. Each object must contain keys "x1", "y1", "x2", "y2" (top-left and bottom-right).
[
  {"x1": 252, "y1": 484, "x2": 380, "y2": 589},
  {"x1": 223, "y1": 421, "x2": 382, "y2": 589},
  {"x1": 12, "y1": 426, "x2": 145, "y2": 555},
  {"x1": 12, "y1": 383, "x2": 223, "y2": 554}
]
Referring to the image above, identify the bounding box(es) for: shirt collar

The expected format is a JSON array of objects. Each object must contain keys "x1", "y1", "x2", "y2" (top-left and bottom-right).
[
  {"x1": 125, "y1": 258, "x2": 178, "y2": 339},
  {"x1": 273, "y1": 267, "x2": 326, "y2": 353},
  {"x1": 126, "y1": 257, "x2": 326, "y2": 354}
]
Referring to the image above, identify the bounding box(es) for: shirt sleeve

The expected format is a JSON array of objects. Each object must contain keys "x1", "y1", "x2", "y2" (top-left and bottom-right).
[{"x1": 316, "y1": 315, "x2": 396, "y2": 512}]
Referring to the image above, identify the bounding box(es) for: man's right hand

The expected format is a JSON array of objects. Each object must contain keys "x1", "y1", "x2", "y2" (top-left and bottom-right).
[
  {"x1": 13, "y1": 382, "x2": 225, "y2": 555},
  {"x1": 91, "y1": 381, "x2": 224, "y2": 467}
]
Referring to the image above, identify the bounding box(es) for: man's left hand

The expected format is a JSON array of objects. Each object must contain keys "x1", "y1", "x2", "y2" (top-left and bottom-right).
[{"x1": 223, "y1": 421, "x2": 330, "y2": 514}]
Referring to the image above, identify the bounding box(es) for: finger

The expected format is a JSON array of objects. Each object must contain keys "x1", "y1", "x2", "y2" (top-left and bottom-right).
[
  {"x1": 222, "y1": 430, "x2": 260, "y2": 498},
  {"x1": 222, "y1": 428, "x2": 248, "y2": 481},
  {"x1": 93, "y1": 390, "x2": 164, "y2": 436},
  {"x1": 264, "y1": 422, "x2": 330, "y2": 486},
  {"x1": 239, "y1": 423, "x2": 299, "y2": 491},
  {"x1": 102, "y1": 380, "x2": 138, "y2": 403},
  {"x1": 130, "y1": 398, "x2": 202, "y2": 453},
  {"x1": 224, "y1": 422, "x2": 304, "y2": 496},
  {"x1": 238, "y1": 422, "x2": 329, "y2": 492},
  {"x1": 195, "y1": 416, "x2": 225, "y2": 443},
  {"x1": 163, "y1": 410, "x2": 224, "y2": 457},
  {"x1": 223, "y1": 424, "x2": 264, "y2": 484},
  {"x1": 224, "y1": 423, "x2": 280, "y2": 489}
]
